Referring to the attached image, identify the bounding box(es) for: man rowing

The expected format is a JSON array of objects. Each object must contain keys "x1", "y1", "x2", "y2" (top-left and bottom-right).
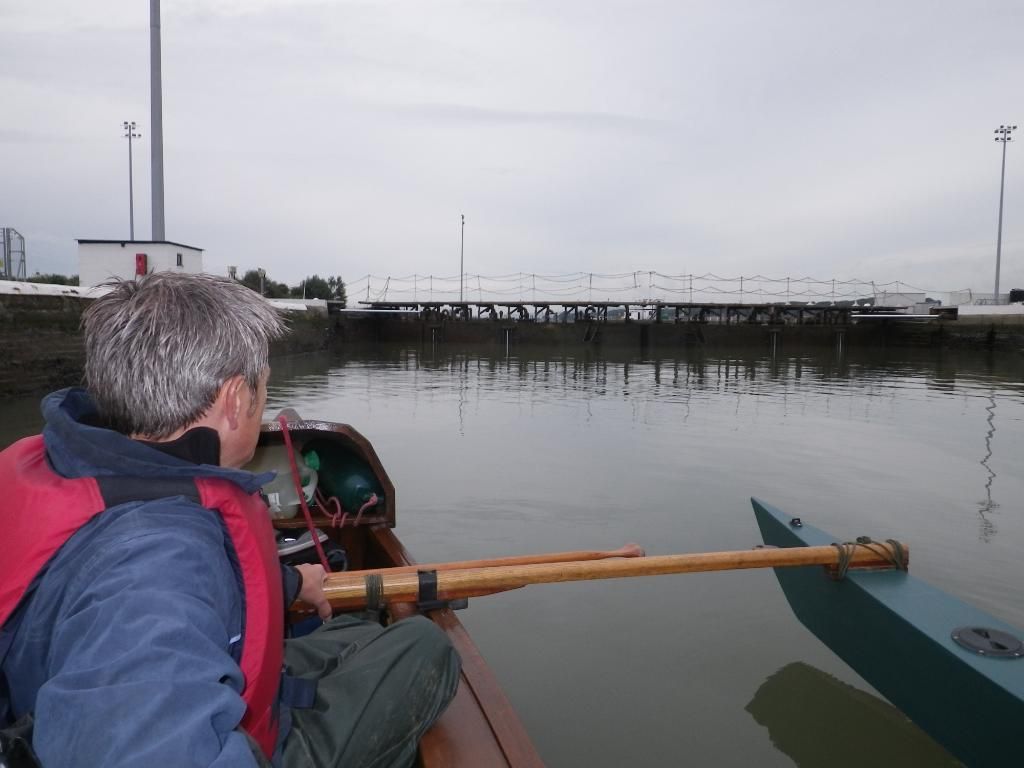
[{"x1": 0, "y1": 272, "x2": 460, "y2": 767}]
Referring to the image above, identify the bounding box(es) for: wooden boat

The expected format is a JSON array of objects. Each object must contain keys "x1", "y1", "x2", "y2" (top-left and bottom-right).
[
  {"x1": 753, "y1": 497, "x2": 1024, "y2": 768},
  {"x1": 256, "y1": 414, "x2": 545, "y2": 767}
]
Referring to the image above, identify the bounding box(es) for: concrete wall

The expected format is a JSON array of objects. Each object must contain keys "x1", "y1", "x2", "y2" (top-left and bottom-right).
[
  {"x1": 0, "y1": 293, "x2": 333, "y2": 396},
  {"x1": 79, "y1": 241, "x2": 204, "y2": 287},
  {"x1": 0, "y1": 293, "x2": 89, "y2": 395},
  {"x1": 332, "y1": 315, "x2": 872, "y2": 352},
  {"x1": 330, "y1": 313, "x2": 1024, "y2": 353}
]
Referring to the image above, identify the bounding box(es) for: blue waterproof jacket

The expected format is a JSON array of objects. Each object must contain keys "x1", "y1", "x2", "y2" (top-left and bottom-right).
[{"x1": 1, "y1": 389, "x2": 299, "y2": 767}]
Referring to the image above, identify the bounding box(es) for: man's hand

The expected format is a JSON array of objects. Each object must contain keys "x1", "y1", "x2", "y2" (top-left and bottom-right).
[{"x1": 294, "y1": 563, "x2": 332, "y2": 620}]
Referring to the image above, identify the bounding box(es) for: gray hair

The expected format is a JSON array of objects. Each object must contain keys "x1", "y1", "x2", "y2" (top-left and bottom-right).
[{"x1": 83, "y1": 272, "x2": 286, "y2": 438}]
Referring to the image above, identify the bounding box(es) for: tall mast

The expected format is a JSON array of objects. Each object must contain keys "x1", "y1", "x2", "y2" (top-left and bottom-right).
[{"x1": 150, "y1": 0, "x2": 166, "y2": 241}]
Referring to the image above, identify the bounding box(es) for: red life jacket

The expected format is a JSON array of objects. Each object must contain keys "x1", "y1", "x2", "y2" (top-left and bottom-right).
[{"x1": 0, "y1": 435, "x2": 284, "y2": 759}]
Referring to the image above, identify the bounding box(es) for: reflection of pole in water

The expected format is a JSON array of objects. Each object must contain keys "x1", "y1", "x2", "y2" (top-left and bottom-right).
[
  {"x1": 977, "y1": 392, "x2": 998, "y2": 541},
  {"x1": 457, "y1": 354, "x2": 468, "y2": 437}
]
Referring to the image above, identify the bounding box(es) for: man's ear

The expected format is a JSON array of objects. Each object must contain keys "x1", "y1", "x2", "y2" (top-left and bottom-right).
[{"x1": 221, "y1": 375, "x2": 247, "y2": 430}]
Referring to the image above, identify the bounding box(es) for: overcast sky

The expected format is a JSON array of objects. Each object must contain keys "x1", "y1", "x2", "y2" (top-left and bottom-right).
[{"x1": 2, "y1": 0, "x2": 1022, "y2": 294}]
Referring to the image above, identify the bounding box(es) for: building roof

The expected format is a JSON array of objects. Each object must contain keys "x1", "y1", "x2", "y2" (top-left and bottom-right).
[{"x1": 76, "y1": 239, "x2": 204, "y2": 251}]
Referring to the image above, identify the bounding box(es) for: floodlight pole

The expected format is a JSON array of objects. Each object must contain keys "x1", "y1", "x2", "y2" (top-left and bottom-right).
[
  {"x1": 123, "y1": 121, "x2": 141, "y2": 240},
  {"x1": 459, "y1": 214, "x2": 465, "y2": 304},
  {"x1": 150, "y1": 0, "x2": 166, "y2": 241},
  {"x1": 993, "y1": 125, "x2": 1016, "y2": 304}
]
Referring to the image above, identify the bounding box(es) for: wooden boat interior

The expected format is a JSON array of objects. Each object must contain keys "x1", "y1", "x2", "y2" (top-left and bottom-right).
[{"x1": 254, "y1": 414, "x2": 544, "y2": 767}]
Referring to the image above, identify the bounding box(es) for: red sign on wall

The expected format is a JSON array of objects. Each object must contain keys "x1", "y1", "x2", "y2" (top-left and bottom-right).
[{"x1": 135, "y1": 253, "x2": 147, "y2": 276}]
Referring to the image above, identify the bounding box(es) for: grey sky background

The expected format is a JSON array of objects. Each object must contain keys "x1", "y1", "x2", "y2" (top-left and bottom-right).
[{"x1": 2, "y1": 0, "x2": 1022, "y2": 294}]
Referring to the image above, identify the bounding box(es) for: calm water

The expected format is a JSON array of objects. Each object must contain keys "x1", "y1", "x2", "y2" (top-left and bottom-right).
[{"x1": 4, "y1": 343, "x2": 1023, "y2": 766}]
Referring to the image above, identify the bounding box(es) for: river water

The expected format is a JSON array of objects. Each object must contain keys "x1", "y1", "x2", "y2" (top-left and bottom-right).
[{"x1": 4, "y1": 342, "x2": 1022, "y2": 766}]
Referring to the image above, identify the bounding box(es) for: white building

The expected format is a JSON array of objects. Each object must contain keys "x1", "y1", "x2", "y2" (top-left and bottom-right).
[
  {"x1": 77, "y1": 239, "x2": 204, "y2": 287},
  {"x1": 872, "y1": 291, "x2": 926, "y2": 307}
]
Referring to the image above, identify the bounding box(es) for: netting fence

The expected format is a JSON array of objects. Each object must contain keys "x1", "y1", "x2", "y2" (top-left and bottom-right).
[{"x1": 345, "y1": 272, "x2": 981, "y2": 307}]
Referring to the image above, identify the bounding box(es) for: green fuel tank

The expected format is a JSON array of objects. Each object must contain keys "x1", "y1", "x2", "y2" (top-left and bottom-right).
[{"x1": 302, "y1": 439, "x2": 384, "y2": 515}]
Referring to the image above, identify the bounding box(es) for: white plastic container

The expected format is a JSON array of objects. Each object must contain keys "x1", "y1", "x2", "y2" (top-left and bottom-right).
[{"x1": 246, "y1": 444, "x2": 318, "y2": 519}]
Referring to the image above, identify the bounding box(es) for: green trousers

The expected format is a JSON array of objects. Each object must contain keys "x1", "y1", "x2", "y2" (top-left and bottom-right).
[{"x1": 281, "y1": 614, "x2": 461, "y2": 768}]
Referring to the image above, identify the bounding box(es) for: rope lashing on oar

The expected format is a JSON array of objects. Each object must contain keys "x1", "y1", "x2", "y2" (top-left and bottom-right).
[
  {"x1": 364, "y1": 573, "x2": 384, "y2": 613},
  {"x1": 831, "y1": 536, "x2": 909, "y2": 580}
]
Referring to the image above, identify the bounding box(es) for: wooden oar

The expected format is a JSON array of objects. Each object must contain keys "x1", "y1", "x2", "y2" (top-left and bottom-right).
[
  {"x1": 342, "y1": 543, "x2": 645, "y2": 578},
  {"x1": 289, "y1": 544, "x2": 644, "y2": 617},
  {"x1": 315, "y1": 541, "x2": 908, "y2": 611}
]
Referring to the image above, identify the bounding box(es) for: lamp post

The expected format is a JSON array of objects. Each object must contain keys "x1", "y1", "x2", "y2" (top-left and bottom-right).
[
  {"x1": 993, "y1": 125, "x2": 1016, "y2": 304},
  {"x1": 123, "y1": 121, "x2": 141, "y2": 240},
  {"x1": 459, "y1": 214, "x2": 465, "y2": 304}
]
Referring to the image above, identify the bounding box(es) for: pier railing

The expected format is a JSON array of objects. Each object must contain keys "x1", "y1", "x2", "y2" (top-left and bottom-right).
[{"x1": 347, "y1": 272, "x2": 976, "y2": 308}]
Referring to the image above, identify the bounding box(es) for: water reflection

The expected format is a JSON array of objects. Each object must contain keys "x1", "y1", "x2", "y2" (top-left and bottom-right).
[
  {"x1": 257, "y1": 346, "x2": 1024, "y2": 553},
  {"x1": 977, "y1": 392, "x2": 998, "y2": 541},
  {"x1": 746, "y1": 662, "x2": 959, "y2": 766}
]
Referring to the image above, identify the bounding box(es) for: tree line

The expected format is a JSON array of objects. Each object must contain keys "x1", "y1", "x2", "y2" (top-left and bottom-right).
[
  {"x1": 238, "y1": 270, "x2": 347, "y2": 305},
  {"x1": 21, "y1": 271, "x2": 347, "y2": 307},
  {"x1": 27, "y1": 274, "x2": 80, "y2": 285}
]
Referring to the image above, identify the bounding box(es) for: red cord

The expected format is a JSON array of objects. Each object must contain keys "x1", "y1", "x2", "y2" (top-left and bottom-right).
[
  {"x1": 276, "y1": 415, "x2": 331, "y2": 572},
  {"x1": 314, "y1": 488, "x2": 379, "y2": 529},
  {"x1": 353, "y1": 493, "x2": 378, "y2": 527},
  {"x1": 315, "y1": 489, "x2": 346, "y2": 528}
]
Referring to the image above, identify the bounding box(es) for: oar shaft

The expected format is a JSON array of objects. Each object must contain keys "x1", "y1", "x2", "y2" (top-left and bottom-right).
[
  {"x1": 343, "y1": 543, "x2": 645, "y2": 578},
  {"x1": 319, "y1": 542, "x2": 908, "y2": 610}
]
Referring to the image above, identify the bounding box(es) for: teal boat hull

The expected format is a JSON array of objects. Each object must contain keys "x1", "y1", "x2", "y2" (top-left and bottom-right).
[{"x1": 752, "y1": 497, "x2": 1024, "y2": 768}]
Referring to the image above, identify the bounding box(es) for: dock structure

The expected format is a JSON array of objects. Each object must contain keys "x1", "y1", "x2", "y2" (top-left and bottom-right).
[{"x1": 356, "y1": 300, "x2": 917, "y2": 325}]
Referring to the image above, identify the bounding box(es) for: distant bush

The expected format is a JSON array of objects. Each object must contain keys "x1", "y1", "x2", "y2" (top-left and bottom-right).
[
  {"x1": 238, "y1": 269, "x2": 346, "y2": 305},
  {"x1": 289, "y1": 275, "x2": 347, "y2": 304},
  {"x1": 327, "y1": 276, "x2": 347, "y2": 307},
  {"x1": 239, "y1": 269, "x2": 290, "y2": 298},
  {"x1": 27, "y1": 274, "x2": 78, "y2": 286}
]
